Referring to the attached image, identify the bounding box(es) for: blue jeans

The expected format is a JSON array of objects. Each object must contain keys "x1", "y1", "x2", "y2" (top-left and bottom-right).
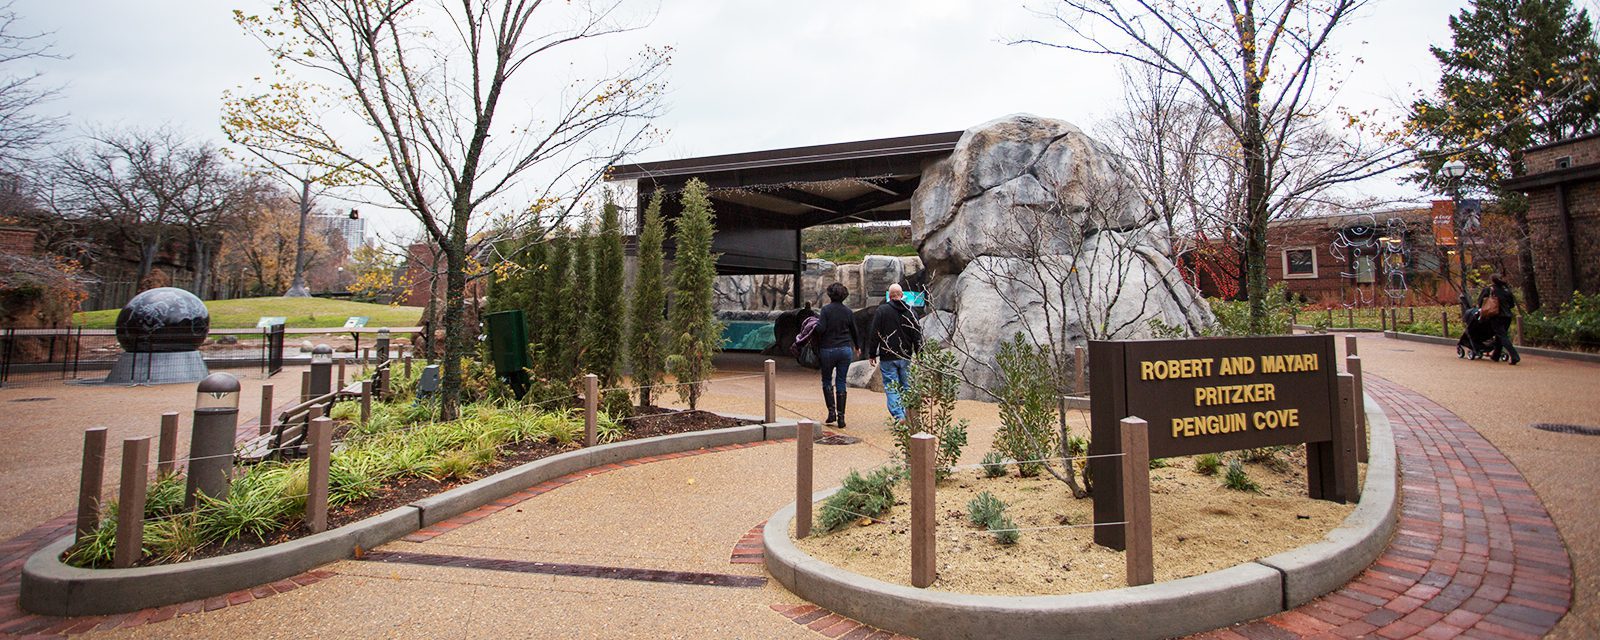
[
  {"x1": 818, "y1": 346, "x2": 853, "y2": 406},
  {"x1": 879, "y1": 358, "x2": 910, "y2": 420}
]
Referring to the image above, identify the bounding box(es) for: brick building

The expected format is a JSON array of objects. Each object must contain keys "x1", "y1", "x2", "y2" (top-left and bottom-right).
[{"x1": 1503, "y1": 132, "x2": 1600, "y2": 311}]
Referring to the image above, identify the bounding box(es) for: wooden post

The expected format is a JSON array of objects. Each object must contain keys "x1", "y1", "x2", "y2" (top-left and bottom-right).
[
  {"x1": 259, "y1": 384, "x2": 274, "y2": 436},
  {"x1": 76, "y1": 428, "x2": 107, "y2": 541},
  {"x1": 1516, "y1": 315, "x2": 1524, "y2": 345},
  {"x1": 910, "y1": 432, "x2": 937, "y2": 588},
  {"x1": 584, "y1": 373, "x2": 598, "y2": 447},
  {"x1": 764, "y1": 359, "x2": 777, "y2": 424},
  {"x1": 1344, "y1": 334, "x2": 1358, "y2": 358},
  {"x1": 308, "y1": 404, "x2": 323, "y2": 422},
  {"x1": 300, "y1": 370, "x2": 311, "y2": 402},
  {"x1": 114, "y1": 437, "x2": 151, "y2": 569},
  {"x1": 307, "y1": 417, "x2": 333, "y2": 533},
  {"x1": 377, "y1": 366, "x2": 390, "y2": 398},
  {"x1": 1381, "y1": 307, "x2": 1388, "y2": 331},
  {"x1": 362, "y1": 348, "x2": 370, "y2": 364},
  {"x1": 1443, "y1": 311, "x2": 1450, "y2": 338},
  {"x1": 360, "y1": 380, "x2": 372, "y2": 425},
  {"x1": 795, "y1": 420, "x2": 814, "y2": 539},
  {"x1": 1119, "y1": 417, "x2": 1153, "y2": 586},
  {"x1": 1347, "y1": 355, "x2": 1368, "y2": 463},
  {"x1": 157, "y1": 412, "x2": 179, "y2": 477},
  {"x1": 337, "y1": 360, "x2": 346, "y2": 390},
  {"x1": 1334, "y1": 373, "x2": 1361, "y2": 503},
  {"x1": 1347, "y1": 306, "x2": 1353, "y2": 328},
  {"x1": 404, "y1": 355, "x2": 412, "y2": 379},
  {"x1": 1409, "y1": 306, "x2": 1415, "y2": 325},
  {"x1": 1074, "y1": 345, "x2": 1087, "y2": 394}
]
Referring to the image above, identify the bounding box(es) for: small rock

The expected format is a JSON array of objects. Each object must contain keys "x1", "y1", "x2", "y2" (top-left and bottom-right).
[
  {"x1": 216, "y1": 335, "x2": 238, "y2": 345},
  {"x1": 1177, "y1": 535, "x2": 1187, "y2": 543},
  {"x1": 1296, "y1": 514, "x2": 1311, "y2": 520}
]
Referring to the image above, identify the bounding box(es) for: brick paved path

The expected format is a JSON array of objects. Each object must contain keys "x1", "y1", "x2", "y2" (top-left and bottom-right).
[{"x1": 1194, "y1": 376, "x2": 1573, "y2": 640}]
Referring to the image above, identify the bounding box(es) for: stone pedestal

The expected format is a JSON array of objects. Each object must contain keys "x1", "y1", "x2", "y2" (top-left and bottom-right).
[{"x1": 104, "y1": 351, "x2": 208, "y2": 385}]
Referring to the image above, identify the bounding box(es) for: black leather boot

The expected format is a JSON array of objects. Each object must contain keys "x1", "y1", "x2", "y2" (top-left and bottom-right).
[
  {"x1": 823, "y1": 391, "x2": 837, "y2": 426},
  {"x1": 836, "y1": 391, "x2": 848, "y2": 429}
]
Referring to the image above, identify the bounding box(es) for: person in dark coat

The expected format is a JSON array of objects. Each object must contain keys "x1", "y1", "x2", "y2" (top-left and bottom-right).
[
  {"x1": 866, "y1": 284, "x2": 921, "y2": 422},
  {"x1": 816, "y1": 282, "x2": 860, "y2": 427},
  {"x1": 1476, "y1": 274, "x2": 1520, "y2": 365}
]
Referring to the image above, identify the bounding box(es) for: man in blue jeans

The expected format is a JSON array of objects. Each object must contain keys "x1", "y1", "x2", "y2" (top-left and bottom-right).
[{"x1": 866, "y1": 284, "x2": 922, "y2": 422}]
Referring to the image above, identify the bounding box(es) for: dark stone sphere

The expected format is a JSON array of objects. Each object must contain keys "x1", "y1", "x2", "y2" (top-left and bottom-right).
[{"x1": 115, "y1": 287, "x2": 210, "y2": 352}]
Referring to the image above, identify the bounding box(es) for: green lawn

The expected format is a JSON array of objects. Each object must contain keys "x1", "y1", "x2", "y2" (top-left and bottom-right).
[{"x1": 75, "y1": 297, "x2": 424, "y2": 330}]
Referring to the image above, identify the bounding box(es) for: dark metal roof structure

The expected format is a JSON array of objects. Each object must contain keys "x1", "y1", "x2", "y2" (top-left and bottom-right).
[{"x1": 605, "y1": 131, "x2": 962, "y2": 290}]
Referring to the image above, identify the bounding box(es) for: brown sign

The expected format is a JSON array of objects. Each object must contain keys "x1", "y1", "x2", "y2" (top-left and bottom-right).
[{"x1": 1088, "y1": 334, "x2": 1345, "y2": 550}]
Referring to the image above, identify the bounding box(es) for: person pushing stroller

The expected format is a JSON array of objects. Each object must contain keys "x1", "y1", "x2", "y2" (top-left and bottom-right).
[{"x1": 1456, "y1": 274, "x2": 1520, "y2": 364}]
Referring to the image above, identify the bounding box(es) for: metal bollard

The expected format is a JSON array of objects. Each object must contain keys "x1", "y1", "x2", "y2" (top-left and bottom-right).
[
  {"x1": 1119, "y1": 417, "x2": 1152, "y2": 586},
  {"x1": 187, "y1": 374, "x2": 241, "y2": 507},
  {"x1": 910, "y1": 432, "x2": 937, "y2": 588},
  {"x1": 584, "y1": 374, "x2": 598, "y2": 447},
  {"x1": 307, "y1": 417, "x2": 333, "y2": 533},
  {"x1": 114, "y1": 437, "x2": 151, "y2": 568},
  {"x1": 157, "y1": 412, "x2": 179, "y2": 477},
  {"x1": 764, "y1": 359, "x2": 776, "y2": 424},
  {"x1": 76, "y1": 428, "x2": 108, "y2": 541}
]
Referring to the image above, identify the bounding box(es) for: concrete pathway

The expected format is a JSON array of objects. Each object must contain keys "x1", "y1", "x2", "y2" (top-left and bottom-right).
[{"x1": 0, "y1": 341, "x2": 1594, "y2": 638}]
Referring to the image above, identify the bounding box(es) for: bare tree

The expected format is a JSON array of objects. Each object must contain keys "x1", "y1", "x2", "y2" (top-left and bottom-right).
[
  {"x1": 0, "y1": 1, "x2": 63, "y2": 172},
  {"x1": 50, "y1": 129, "x2": 253, "y2": 292},
  {"x1": 233, "y1": 0, "x2": 667, "y2": 418},
  {"x1": 1020, "y1": 0, "x2": 1412, "y2": 332}
]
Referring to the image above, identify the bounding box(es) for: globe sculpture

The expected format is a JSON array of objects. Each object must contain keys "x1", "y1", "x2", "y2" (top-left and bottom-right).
[{"x1": 105, "y1": 287, "x2": 212, "y2": 384}]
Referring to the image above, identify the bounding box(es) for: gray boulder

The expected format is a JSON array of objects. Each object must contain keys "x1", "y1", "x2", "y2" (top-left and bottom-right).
[{"x1": 847, "y1": 359, "x2": 883, "y2": 392}]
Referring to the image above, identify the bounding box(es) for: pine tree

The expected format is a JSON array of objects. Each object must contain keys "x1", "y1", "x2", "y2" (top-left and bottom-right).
[
  {"x1": 567, "y1": 220, "x2": 595, "y2": 381},
  {"x1": 583, "y1": 194, "x2": 626, "y2": 388},
  {"x1": 666, "y1": 178, "x2": 723, "y2": 410},
  {"x1": 1408, "y1": 0, "x2": 1600, "y2": 310},
  {"x1": 540, "y1": 235, "x2": 574, "y2": 379},
  {"x1": 628, "y1": 191, "x2": 668, "y2": 407}
]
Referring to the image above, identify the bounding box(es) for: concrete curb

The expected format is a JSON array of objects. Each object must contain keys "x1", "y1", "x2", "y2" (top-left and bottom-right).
[
  {"x1": 21, "y1": 417, "x2": 800, "y2": 616},
  {"x1": 1384, "y1": 330, "x2": 1600, "y2": 364},
  {"x1": 762, "y1": 402, "x2": 1399, "y2": 640}
]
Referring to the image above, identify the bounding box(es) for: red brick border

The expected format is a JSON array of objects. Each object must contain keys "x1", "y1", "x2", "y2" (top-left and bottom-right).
[
  {"x1": 731, "y1": 523, "x2": 766, "y2": 565},
  {"x1": 771, "y1": 604, "x2": 909, "y2": 640},
  {"x1": 1190, "y1": 375, "x2": 1573, "y2": 639}
]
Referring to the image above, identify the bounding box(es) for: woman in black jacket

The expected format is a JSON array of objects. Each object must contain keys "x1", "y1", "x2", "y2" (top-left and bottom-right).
[{"x1": 816, "y1": 282, "x2": 859, "y2": 427}]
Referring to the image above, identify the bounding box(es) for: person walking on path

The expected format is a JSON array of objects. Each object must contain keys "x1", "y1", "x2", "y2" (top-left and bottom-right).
[
  {"x1": 1477, "y1": 273, "x2": 1521, "y2": 365},
  {"x1": 867, "y1": 284, "x2": 922, "y2": 423},
  {"x1": 816, "y1": 282, "x2": 859, "y2": 428}
]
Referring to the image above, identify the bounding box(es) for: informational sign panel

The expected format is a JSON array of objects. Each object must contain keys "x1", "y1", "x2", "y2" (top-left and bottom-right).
[
  {"x1": 1432, "y1": 200, "x2": 1456, "y2": 247},
  {"x1": 256, "y1": 316, "x2": 286, "y2": 328},
  {"x1": 1088, "y1": 334, "x2": 1345, "y2": 549},
  {"x1": 344, "y1": 316, "x2": 370, "y2": 329}
]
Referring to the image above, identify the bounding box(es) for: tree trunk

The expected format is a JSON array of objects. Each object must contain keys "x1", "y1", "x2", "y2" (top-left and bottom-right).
[
  {"x1": 286, "y1": 179, "x2": 312, "y2": 297},
  {"x1": 1240, "y1": 18, "x2": 1270, "y2": 334},
  {"x1": 137, "y1": 236, "x2": 160, "y2": 287},
  {"x1": 439, "y1": 237, "x2": 469, "y2": 422},
  {"x1": 1514, "y1": 209, "x2": 1540, "y2": 312}
]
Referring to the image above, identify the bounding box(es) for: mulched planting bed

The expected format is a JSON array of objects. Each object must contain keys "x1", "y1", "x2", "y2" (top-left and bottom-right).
[{"x1": 83, "y1": 406, "x2": 756, "y2": 567}]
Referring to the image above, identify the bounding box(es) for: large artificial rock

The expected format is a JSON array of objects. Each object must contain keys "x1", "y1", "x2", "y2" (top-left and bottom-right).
[
  {"x1": 847, "y1": 359, "x2": 883, "y2": 392},
  {"x1": 912, "y1": 114, "x2": 1213, "y2": 399},
  {"x1": 911, "y1": 114, "x2": 1151, "y2": 277}
]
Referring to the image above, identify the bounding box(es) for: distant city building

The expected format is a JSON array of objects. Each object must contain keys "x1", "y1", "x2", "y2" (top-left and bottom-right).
[{"x1": 318, "y1": 211, "x2": 367, "y2": 250}]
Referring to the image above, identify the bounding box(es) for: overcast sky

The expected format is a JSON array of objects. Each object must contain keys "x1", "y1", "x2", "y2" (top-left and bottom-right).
[{"x1": 12, "y1": 0, "x2": 1559, "y2": 241}]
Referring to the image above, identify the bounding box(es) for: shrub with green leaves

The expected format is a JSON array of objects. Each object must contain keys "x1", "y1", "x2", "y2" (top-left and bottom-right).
[
  {"x1": 993, "y1": 333, "x2": 1058, "y2": 478},
  {"x1": 890, "y1": 343, "x2": 969, "y2": 481},
  {"x1": 1207, "y1": 283, "x2": 1304, "y2": 336},
  {"x1": 980, "y1": 452, "x2": 1008, "y2": 478},
  {"x1": 666, "y1": 178, "x2": 723, "y2": 410},
  {"x1": 989, "y1": 514, "x2": 1020, "y2": 545},
  {"x1": 816, "y1": 466, "x2": 900, "y2": 534},
  {"x1": 967, "y1": 491, "x2": 1005, "y2": 526},
  {"x1": 628, "y1": 192, "x2": 669, "y2": 407},
  {"x1": 1194, "y1": 453, "x2": 1222, "y2": 476},
  {"x1": 1240, "y1": 446, "x2": 1291, "y2": 472},
  {"x1": 1223, "y1": 460, "x2": 1260, "y2": 493}
]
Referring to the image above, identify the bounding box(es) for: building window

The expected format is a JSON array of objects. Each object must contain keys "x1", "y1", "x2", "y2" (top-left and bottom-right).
[
  {"x1": 1354, "y1": 256, "x2": 1375, "y2": 284},
  {"x1": 1282, "y1": 247, "x2": 1317, "y2": 279}
]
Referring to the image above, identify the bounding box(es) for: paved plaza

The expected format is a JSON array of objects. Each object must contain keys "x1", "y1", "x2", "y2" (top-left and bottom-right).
[{"x1": 0, "y1": 339, "x2": 1597, "y2": 638}]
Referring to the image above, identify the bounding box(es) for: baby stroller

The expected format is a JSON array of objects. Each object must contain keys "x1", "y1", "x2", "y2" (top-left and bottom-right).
[{"x1": 1456, "y1": 308, "x2": 1508, "y2": 361}]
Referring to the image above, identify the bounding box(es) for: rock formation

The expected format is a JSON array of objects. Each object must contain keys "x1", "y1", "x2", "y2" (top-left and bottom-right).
[{"x1": 911, "y1": 114, "x2": 1213, "y2": 399}]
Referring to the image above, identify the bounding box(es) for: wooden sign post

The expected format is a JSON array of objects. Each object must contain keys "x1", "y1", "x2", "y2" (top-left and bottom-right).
[{"x1": 1089, "y1": 335, "x2": 1346, "y2": 550}]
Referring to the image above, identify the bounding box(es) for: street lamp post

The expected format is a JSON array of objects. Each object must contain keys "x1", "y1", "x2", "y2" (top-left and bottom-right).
[{"x1": 1443, "y1": 160, "x2": 1470, "y2": 319}]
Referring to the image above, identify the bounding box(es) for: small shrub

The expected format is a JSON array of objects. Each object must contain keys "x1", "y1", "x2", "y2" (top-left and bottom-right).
[
  {"x1": 816, "y1": 466, "x2": 900, "y2": 534},
  {"x1": 1149, "y1": 458, "x2": 1169, "y2": 470},
  {"x1": 601, "y1": 389, "x2": 633, "y2": 421},
  {"x1": 144, "y1": 512, "x2": 203, "y2": 563},
  {"x1": 330, "y1": 400, "x2": 361, "y2": 421},
  {"x1": 144, "y1": 474, "x2": 187, "y2": 518},
  {"x1": 1223, "y1": 460, "x2": 1260, "y2": 493},
  {"x1": 989, "y1": 514, "x2": 1020, "y2": 545},
  {"x1": 1194, "y1": 453, "x2": 1222, "y2": 476},
  {"x1": 1240, "y1": 446, "x2": 1291, "y2": 472},
  {"x1": 596, "y1": 411, "x2": 625, "y2": 444},
  {"x1": 993, "y1": 333, "x2": 1057, "y2": 479},
  {"x1": 981, "y1": 452, "x2": 1009, "y2": 478},
  {"x1": 892, "y1": 343, "x2": 970, "y2": 481},
  {"x1": 967, "y1": 491, "x2": 1005, "y2": 526}
]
